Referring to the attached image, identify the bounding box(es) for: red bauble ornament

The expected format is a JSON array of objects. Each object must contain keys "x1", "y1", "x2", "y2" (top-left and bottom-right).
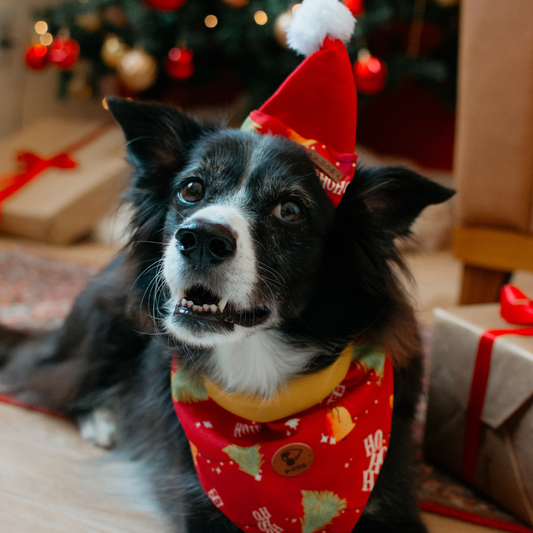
[
  {"x1": 166, "y1": 47, "x2": 194, "y2": 80},
  {"x1": 353, "y1": 52, "x2": 387, "y2": 94},
  {"x1": 49, "y1": 36, "x2": 80, "y2": 70},
  {"x1": 24, "y1": 44, "x2": 49, "y2": 70},
  {"x1": 143, "y1": 0, "x2": 187, "y2": 11},
  {"x1": 343, "y1": 0, "x2": 364, "y2": 16}
]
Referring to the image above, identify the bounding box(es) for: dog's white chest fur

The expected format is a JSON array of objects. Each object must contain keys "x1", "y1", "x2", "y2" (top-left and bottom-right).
[{"x1": 208, "y1": 330, "x2": 313, "y2": 398}]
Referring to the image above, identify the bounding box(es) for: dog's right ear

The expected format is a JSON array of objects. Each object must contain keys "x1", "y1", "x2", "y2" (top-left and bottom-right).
[{"x1": 106, "y1": 97, "x2": 212, "y2": 190}]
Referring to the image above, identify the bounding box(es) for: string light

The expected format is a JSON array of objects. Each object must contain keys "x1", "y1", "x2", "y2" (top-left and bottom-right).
[
  {"x1": 34, "y1": 21, "x2": 48, "y2": 35},
  {"x1": 205, "y1": 15, "x2": 218, "y2": 28},
  {"x1": 40, "y1": 33, "x2": 53, "y2": 46},
  {"x1": 254, "y1": 10, "x2": 268, "y2": 25}
]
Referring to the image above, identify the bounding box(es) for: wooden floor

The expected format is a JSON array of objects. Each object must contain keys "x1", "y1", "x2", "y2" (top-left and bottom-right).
[{"x1": 3, "y1": 235, "x2": 532, "y2": 533}]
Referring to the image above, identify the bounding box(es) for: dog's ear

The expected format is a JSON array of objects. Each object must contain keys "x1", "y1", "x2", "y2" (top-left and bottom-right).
[
  {"x1": 106, "y1": 97, "x2": 212, "y2": 184},
  {"x1": 340, "y1": 165, "x2": 455, "y2": 237}
]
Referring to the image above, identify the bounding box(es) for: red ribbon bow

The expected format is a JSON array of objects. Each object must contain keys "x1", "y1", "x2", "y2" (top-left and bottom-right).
[
  {"x1": 462, "y1": 285, "x2": 533, "y2": 483},
  {"x1": 0, "y1": 151, "x2": 77, "y2": 207}
]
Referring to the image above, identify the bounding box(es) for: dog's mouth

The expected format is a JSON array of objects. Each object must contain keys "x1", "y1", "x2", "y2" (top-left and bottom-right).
[{"x1": 173, "y1": 285, "x2": 270, "y2": 328}]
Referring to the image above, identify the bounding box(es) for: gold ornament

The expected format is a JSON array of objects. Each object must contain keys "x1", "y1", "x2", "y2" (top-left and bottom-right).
[
  {"x1": 274, "y1": 9, "x2": 293, "y2": 48},
  {"x1": 117, "y1": 48, "x2": 157, "y2": 92},
  {"x1": 75, "y1": 12, "x2": 101, "y2": 33},
  {"x1": 101, "y1": 33, "x2": 129, "y2": 68},
  {"x1": 103, "y1": 6, "x2": 129, "y2": 27}
]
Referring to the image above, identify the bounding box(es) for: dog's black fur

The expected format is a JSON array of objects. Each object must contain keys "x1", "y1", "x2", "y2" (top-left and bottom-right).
[{"x1": 0, "y1": 98, "x2": 454, "y2": 532}]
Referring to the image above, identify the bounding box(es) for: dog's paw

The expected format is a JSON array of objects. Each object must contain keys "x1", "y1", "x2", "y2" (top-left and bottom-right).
[{"x1": 79, "y1": 408, "x2": 118, "y2": 449}]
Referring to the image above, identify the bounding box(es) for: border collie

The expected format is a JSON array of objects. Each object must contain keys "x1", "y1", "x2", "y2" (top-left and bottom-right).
[{"x1": 0, "y1": 97, "x2": 453, "y2": 533}]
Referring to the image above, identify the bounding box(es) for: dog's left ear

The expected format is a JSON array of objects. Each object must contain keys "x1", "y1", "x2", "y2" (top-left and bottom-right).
[{"x1": 341, "y1": 166, "x2": 455, "y2": 237}]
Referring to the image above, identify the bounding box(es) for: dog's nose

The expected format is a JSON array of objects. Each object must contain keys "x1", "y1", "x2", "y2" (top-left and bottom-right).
[{"x1": 175, "y1": 221, "x2": 237, "y2": 267}]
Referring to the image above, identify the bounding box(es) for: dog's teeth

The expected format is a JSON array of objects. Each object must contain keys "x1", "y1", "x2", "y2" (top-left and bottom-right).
[
  {"x1": 210, "y1": 304, "x2": 218, "y2": 314},
  {"x1": 218, "y1": 298, "x2": 228, "y2": 313},
  {"x1": 181, "y1": 298, "x2": 187, "y2": 306},
  {"x1": 186, "y1": 300, "x2": 194, "y2": 309},
  {"x1": 192, "y1": 305, "x2": 201, "y2": 312},
  {"x1": 203, "y1": 304, "x2": 211, "y2": 312}
]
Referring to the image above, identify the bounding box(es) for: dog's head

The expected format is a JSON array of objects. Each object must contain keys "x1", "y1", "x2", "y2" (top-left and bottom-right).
[{"x1": 108, "y1": 97, "x2": 453, "y2": 384}]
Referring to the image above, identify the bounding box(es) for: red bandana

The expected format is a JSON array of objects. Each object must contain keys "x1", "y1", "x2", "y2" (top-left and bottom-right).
[{"x1": 171, "y1": 342, "x2": 394, "y2": 533}]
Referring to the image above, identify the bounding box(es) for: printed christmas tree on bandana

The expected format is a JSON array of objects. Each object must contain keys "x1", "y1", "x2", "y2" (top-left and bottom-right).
[
  {"x1": 300, "y1": 490, "x2": 347, "y2": 533},
  {"x1": 171, "y1": 366, "x2": 208, "y2": 403},
  {"x1": 223, "y1": 444, "x2": 264, "y2": 480}
]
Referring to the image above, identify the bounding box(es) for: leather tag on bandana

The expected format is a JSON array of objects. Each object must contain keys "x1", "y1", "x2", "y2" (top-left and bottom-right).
[
  {"x1": 271, "y1": 443, "x2": 314, "y2": 477},
  {"x1": 242, "y1": 111, "x2": 358, "y2": 207}
]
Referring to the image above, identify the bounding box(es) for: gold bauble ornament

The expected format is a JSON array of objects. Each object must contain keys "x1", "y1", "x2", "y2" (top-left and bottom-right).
[
  {"x1": 75, "y1": 12, "x2": 101, "y2": 33},
  {"x1": 274, "y1": 10, "x2": 293, "y2": 48},
  {"x1": 103, "y1": 6, "x2": 129, "y2": 27},
  {"x1": 117, "y1": 48, "x2": 157, "y2": 92},
  {"x1": 101, "y1": 33, "x2": 129, "y2": 68}
]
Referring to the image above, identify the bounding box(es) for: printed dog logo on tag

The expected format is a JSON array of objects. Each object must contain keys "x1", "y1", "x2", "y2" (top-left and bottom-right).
[{"x1": 272, "y1": 443, "x2": 314, "y2": 477}]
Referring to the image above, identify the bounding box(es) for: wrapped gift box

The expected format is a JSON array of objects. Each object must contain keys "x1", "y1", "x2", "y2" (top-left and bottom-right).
[
  {"x1": 424, "y1": 305, "x2": 533, "y2": 526},
  {"x1": 0, "y1": 117, "x2": 128, "y2": 244}
]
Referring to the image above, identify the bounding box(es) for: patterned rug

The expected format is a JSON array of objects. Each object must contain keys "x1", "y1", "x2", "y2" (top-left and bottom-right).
[{"x1": 1, "y1": 246, "x2": 532, "y2": 532}]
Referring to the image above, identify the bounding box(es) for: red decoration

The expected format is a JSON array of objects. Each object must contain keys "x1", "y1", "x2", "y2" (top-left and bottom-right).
[
  {"x1": 24, "y1": 44, "x2": 49, "y2": 70},
  {"x1": 353, "y1": 52, "x2": 387, "y2": 94},
  {"x1": 143, "y1": 0, "x2": 187, "y2": 11},
  {"x1": 343, "y1": 0, "x2": 364, "y2": 16},
  {"x1": 166, "y1": 47, "x2": 194, "y2": 80},
  {"x1": 49, "y1": 36, "x2": 80, "y2": 70}
]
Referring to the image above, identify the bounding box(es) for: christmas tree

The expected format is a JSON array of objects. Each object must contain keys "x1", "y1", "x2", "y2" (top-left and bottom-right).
[{"x1": 24, "y1": 0, "x2": 459, "y2": 110}]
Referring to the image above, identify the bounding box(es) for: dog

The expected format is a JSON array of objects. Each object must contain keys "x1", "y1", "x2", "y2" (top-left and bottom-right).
[{"x1": 0, "y1": 97, "x2": 454, "y2": 533}]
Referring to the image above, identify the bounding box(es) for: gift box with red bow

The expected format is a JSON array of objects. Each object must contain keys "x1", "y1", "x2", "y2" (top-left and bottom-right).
[
  {"x1": 424, "y1": 286, "x2": 533, "y2": 526},
  {"x1": 0, "y1": 116, "x2": 127, "y2": 244}
]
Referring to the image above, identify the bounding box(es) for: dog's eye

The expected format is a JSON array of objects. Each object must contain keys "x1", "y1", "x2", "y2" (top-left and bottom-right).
[
  {"x1": 179, "y1": 180, "x2": 205, "y2": 204},
  {"x1": 273, "y1": 200, "x2": 303, "y2": 222}
]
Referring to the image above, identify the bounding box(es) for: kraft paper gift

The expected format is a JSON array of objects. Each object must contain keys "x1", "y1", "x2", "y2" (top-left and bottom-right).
[
  {"x1": 0, "y1": 117, "x2": 127, "y2": 244},
  {"x1": 424, "y1": 304, "x2": 533, "y2": 526}
]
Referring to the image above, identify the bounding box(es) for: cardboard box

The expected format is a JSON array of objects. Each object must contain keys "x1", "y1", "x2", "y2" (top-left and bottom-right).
[
  {"x1": 455, "y1": 0, "x2": 533, "y2": 233},
  {"x1": 0, "y1": 117, "x2": 128, "y2": 244},
  {"x1": 424, "y1": 305, "x2": 533, "y2": 526}
]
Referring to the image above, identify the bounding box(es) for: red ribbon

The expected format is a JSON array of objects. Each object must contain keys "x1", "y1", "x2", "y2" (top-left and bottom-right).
[
  {"x1": 462, "y1": 285, "x2": 533, "y2": 483},
  {"x1": 0, "y1": 151, "x2": 77, "y2": 222}
]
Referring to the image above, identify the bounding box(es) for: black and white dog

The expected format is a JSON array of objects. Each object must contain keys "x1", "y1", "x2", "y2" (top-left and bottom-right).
[{"x1": 0, "y1": 97, "x2": 453, "y2": 532}]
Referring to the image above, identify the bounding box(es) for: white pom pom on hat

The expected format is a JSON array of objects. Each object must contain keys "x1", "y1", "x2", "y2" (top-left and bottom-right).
[{"x1": 287, "y1": 0, "x2": 356, "y2": 57}]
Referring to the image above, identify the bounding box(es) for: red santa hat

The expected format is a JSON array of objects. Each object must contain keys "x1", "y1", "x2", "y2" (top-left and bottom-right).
[{"x1": 242, "y1": 0, "x2": 358, "y2": 206}]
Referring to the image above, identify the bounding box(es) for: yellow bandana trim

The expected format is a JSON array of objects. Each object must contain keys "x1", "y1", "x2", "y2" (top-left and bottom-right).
[{"x1": 203, "y1": 345, "x2": 354, "y2": 423}]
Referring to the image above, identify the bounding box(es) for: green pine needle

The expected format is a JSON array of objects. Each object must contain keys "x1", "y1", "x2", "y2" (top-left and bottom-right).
[{"x1": 300, "y1": 490, "x2": 347, "y2": 533}]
